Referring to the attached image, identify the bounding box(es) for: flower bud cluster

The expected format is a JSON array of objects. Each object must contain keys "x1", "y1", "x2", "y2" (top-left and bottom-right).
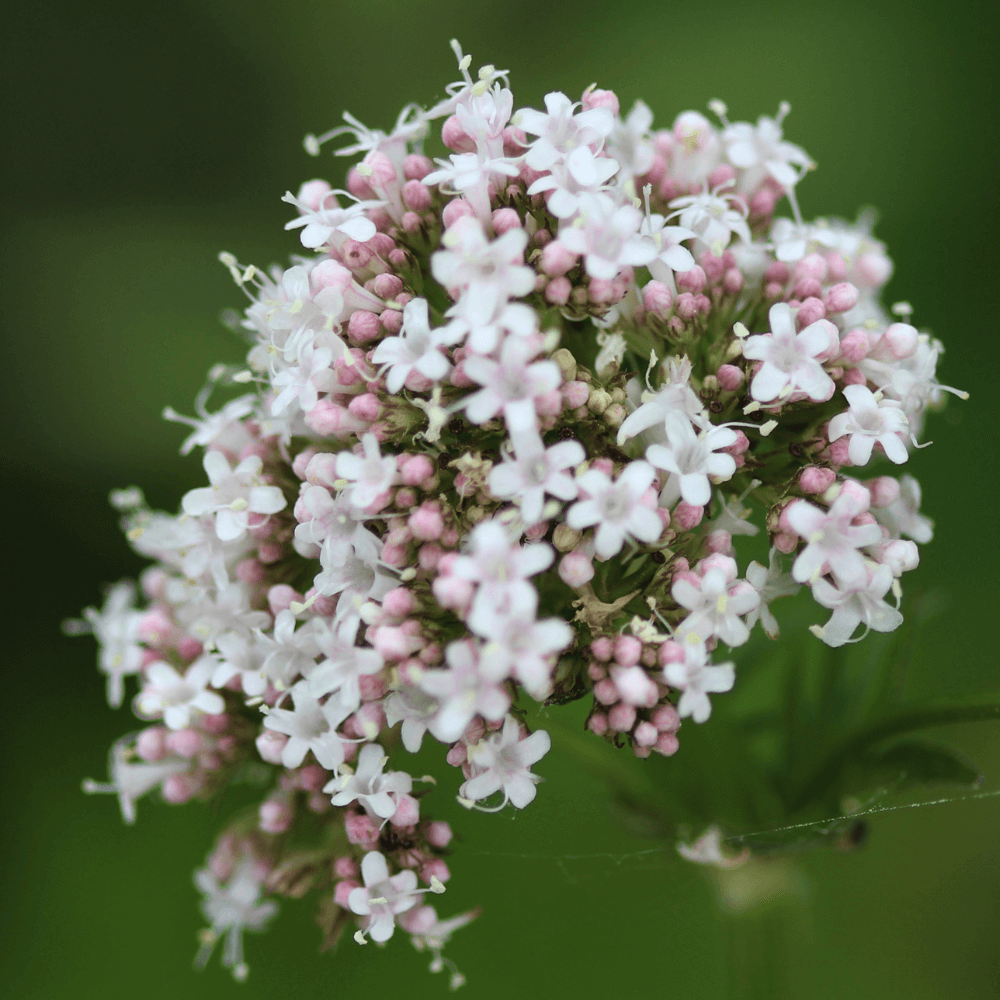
[{"x1": 72, "y1": 40, "x2": 960, "y2": 983}]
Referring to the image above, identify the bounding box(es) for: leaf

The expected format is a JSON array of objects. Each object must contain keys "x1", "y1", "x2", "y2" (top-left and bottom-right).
[{"x1": 855, "y1": 739, "x2": 982, "y2": 792}]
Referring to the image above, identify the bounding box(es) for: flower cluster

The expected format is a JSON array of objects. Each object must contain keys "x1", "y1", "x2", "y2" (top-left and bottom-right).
[{"x1": 72, "y1": 40, "x2": 961, "y2": 984}]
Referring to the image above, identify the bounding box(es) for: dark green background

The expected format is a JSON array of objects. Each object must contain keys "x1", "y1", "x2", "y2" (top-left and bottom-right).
[{"x1": 3, "y1": 1, "x2": 998, "y2": 997}]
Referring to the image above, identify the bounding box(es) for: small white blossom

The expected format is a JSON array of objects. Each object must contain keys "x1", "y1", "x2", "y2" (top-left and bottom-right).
[
  {"x1": 672, "y1": 556, "x2": 760, "y2": 648},
  {"x1": 557, "y1": 193, "x2": 656, "y2": 280},
  {"x1": 567, "y1": 461, "x2": 662, "y2": 559},
  {"x1": 873, "y1": 475, "x2": 933, "y2": 543},
  {"x1": 80, "y1": 581, "x2": 145, "y2": 708},
  {"x1": 258, "y1": 610, "x2": 322, "y2": 689},
  {"x1": 282, "y1": 188, "x2": 380, "y2": 249},
  {"x1": 663, "y1": 640, "x2": 736, "y2": 723},
  {"x1": 646, "y1": 412, "x2": 738, "y2": 508},
  {"x1": 526, "y1": 146, "x2": 620, "y2": 219},
  {"x1": 163, "y1": 393, "x2": 256, "y2": 457},
  {"x1": 741, "y1": 302, "x2": 836, "y2": 404},
  {"x1": 811, "y1": 563, "x2": 903, "y2": 647},
  {"x1": 336, "y1": 433, "x2": 399, "y2": 510},
  {"x1": 307, "y1": 616, "x2": 385, "y2": 712},
  {"x1": 348, "y1": 851, "x2": 420, "y2": 943},
  {"x1": 325, "y1": 743, "x2": 412, "y2": 820},
  {"x1": 82, "y1": 736, "x2": 188, "y2": 824},
  {"x1": 195, "y1": 861, "x2": 278, "y2": 981},
  {"x1": 460, "y1": 715, "x2": 552, "y2": 809},
  {"x1": 617, "y1": 356, "x2": 705, "y2": 446},
  {"x1": 135, "y1": 657, "x2": 225, "y2": 730},
  {"x1": 181, "y1": 452, "x2": 287, "y2": 543},
  {"x1": 828, "y1": 385, "x2": 910, "y2": 466},
  {"x1": 370, "y1": 298, "x2": 452, "y2": 393},
  {"x1": 293, "y1": 484, "x2": 381, "y2": 562},
  {"x1": 721, "y1": 104, "x2": 812, "y2": 193},
  {"x1": 668, "y1": 184, "x2": 750, "y2": 256},
  {"x1": 515, "y1": 91, "x2": 614, "y2": 171},
  {"x1": 384, "y1": 686, "x2": 440, "y2": 753},
  {"x1": 211, "y1": 629, "x2": 269, "y2": 696},
  {"x1": 487, "y1": 432, "x2": 585, "y2": 523},
  {"x1": 745, "y1": 549, "x2": 800, "y2": 638},
  {"x1": 264, "y1": 682, "x2": 351, "y2": 771}
]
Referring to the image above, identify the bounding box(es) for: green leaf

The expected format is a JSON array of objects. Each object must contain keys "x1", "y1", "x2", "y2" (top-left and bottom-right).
[{"x1": 854, "y1": 739, "x2": 982, "y2": 792}]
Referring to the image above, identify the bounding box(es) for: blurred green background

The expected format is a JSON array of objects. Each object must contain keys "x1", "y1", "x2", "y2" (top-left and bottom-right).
[{"x1": 3, "y1": 0, "x2": 998, "y2": 996}]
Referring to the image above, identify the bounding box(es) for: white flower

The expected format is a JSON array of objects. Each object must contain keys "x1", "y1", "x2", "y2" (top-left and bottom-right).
[
  {"x1": 828, "y1": 385, "x2": 910, "y2": 466},
  {"x1": 451, "y1": 518, "x2": 554, "y2": 617},
  {"x1": 293, "y1": 484, "x2": 381, "y2": 562},
  {"x1": 270, "y1": 340, "x2": 336, "y2": 416},
  {"x1": 455, "y1": 81, "x2": 514, "y2": 157},
  {"x1": 419, "y1": 639, "x2": 511, "y2": 743},
  {"x1": 263, "y1": 682, "x2": 351, "y2": 770},
  {"x1": 721, "y1": 105, "x2": 812, "y2": 193},
  {"x1": 384, "y1": 686, "x2": 440, "y2": 753},
  {"x1": 335, "y1": 433, "x2": 398, "y2": 510},
  {"x1": 526, "y1": 146, "x2": 620, "y2": 219},
  {"x1": 258, "y1": 610, "x2": 322, "y2": 689},
  {"x1": 741, "y1": 302, "x2": 836, "y2": 404},
  {"x1": 194, "y1": 861, "x2": 278, "y2": 981},
  {"x1": 515, "y1": 91, "x2": 615, "y2": 171},
  {"x1": 325, "y1": 743, "x2": 411, "y2": 820},
  {"x1": 769, "y1": 217, "x2": 841, "y2": 264},
  {"x1": 672, "y1": 555, "x2": 760, "y2": 648},
  {"x1": 617, "y1": 356, "x2": 705, "y2": 446},
  {"x1": 281, "y1": 188, "x2": 379, "y2": 249},
  {"x1": 745, "y1": 549, "x2": 800, "y2": 638},
  {"x1": 422, "y1": 152, "x2": 520, "y2": 226},
  {"x1": 460, "y1": 715, "x2": 552, "y2": 809},
  {"x1": 668, "y1": 184, "x2": 750, "y2": 256},
  {"x1": 81, "y1": 581, "x2": 145, "y2": 708},
  {"x1": 557, "y1": 193, "x2": 656, "y2": 280},
  {"x1": 462, "y1": 336, "x2": 561, "y2": 434},
  {"x1": 811, "y1": 563, "x2": 903, "y2": 647},
  {"x1": 640, "y1": 211, "x2": 698, "y2": 286},
  {"x1": 487, "y1": 432, "x2": 584, "y2": 523},
  {"x1": 181, "y1": 451, "x2": 287, "y2": 542},
  {"x1": 82, "y1": 736, "x2": 187, "y2": 824},
  {"x1": 312, "y1": 542, "x2": 398, "y2": 613},
  {"x1": 175, "y1": 581, "x2": 270, "y2": 650},
  {"x1": 677, "y1": 825, "x2": 749, "y2": 868},
  {"x1": 646, "y1": 412, "x2": 738, "y2": 508},
  {"x1": 430, "y1": 217, "x2": 534, "y2": 326},
  {"x1": 663, "y1": 640, "x2": 736, "y2": 723},
  {"x1": 135, "y1": 657, "x2": 225, "y2": 730},
  {"x1": 370, "y1": 298, "x2": 452, "y2": 393},
  {"x1": 163, "y1": 393, "x2": 256, "y2": 456},
  {"x1": 669, "y1": 111, "x2": 723, "y2": 186},
  {"x1": 211, "y1": 629, "x2": 269, "y2": 696},
  {"x1": 785, "y1": 486, "x2": 884, "y2": 587},
  {"x1": 567, "y1": 461, "x2": 662, "y2": 559},
  {"x1": 348, "y1": 851, "x2": 420, "y2": 943},
  {"x1": 466, "y1": 586, "x2": 573, "y2": 697},
  {"x1": 873, "y1": 475, "x2": 933, "y2": 543},
  {"x1": 444, "y1": 299, "x2": 537, "y2": 356},
  {"x1": 307, "y1": 616, "x2": 384, "y2": 711},
  {"x1": 606, "y1": 100, "x2": 656, "y2": 178}
]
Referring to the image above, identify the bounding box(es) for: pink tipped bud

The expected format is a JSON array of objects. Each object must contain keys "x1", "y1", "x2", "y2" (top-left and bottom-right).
[
  {"x1": 839, "y1": 328, "x2": 870, "y2": 363},
  {"x1": 824, "y1": 282, "x2": 859, "y2": 315},
  {"x1": 441, "y1": 115, "x2": 475, "y2": 152},
  {"x1": 867, "y1": 476, "x2": 901, "y2": 508},
  {"x1": 491, "y1": 207, "x2": 521, "y2": 234},
  {"x1": 642, "y1": 281, "x2": 674, "y2": 317},
  {"x1": 334, "y1": 856, "x2": 360, "y2": 879},
  {"x1": 796, "y1": 297, "x2": 827, "y2": 329},
  {"x1": 672, "y1": 501, "x2": 704, "y2": 530},
  {"x1": 347, "y1": 392, "x2": 381, "y2": 423},
  {"x1": 403, "y1": 154, "x2": 433, "y2": 181},
  {"x1": 561, "y1": 380, "x2": 590, "y2": 408},
  {"x1": 409, "y1": 503, "x2": 444, "y2": 541},
  {"x1": 259, "y1": 795, "x2": 294, "y2": 834},
  {"x1": 425, "y1": 820, "x2": 453, "y2": 848},
  {"x1": 256, "y1": 730, "x2": 288, "y2": 765},
  {"x1": 773, "y1": 530, "x2": 799, "y2": 554},
  {"x1": 593, "y1": 678, "x2": 618, "y2": 706},
  {"x1": 161, "y1": 773, "x2": 198, "y2": 804},
  {"x1": 722, "y1": 268, "x2": 744, "y2": 295},
  {"x1": 420, "y1": 858, "x2": 450, "y2": 884},
  {"x1": 382, "y1": 587, "x2": 416, "y2": 618},
  {"x1": 608, "y1": 703, "x2": 637, "y2": 732},
  {"x1": 794, "y1": 252, "x2": 828, "y2": 283},
  {"x1": 883, "y1": 322, "x2": 919, "y2": 360},
  {"x1": 654, "y1": 732, "x2": 680, "y2": 756},
  {"x1": 558, "y1": 549, "x2": 595, "y2": 588},
  {"x1": 136, "y1": 726, "x2": 169, "y2": 762},
  {"x1": 540, "y1": 240, "x2": 578, "y2": 277},
  {"x1": 587, "y1": 712, "x2": 609, "y2": 736},
  {"x1": 716, "y1": 364, "x2": 744, "y2": 391},
  {"x1": 676, "y1": 265, "x2": 707, "y2": 293},
  {"x1": 581, "y1": 87, "x2": 620, "y2": 116},
  {"x1": 612, "y1": 665, "x2": 659, "y2": 708},
  {"x1": 402, "y1": 179, "x2": 432, "y2": 212},
  {"x1": 799, "y1": 466, "x2": 837, "y2": 495},
  {"x1": 613, "y1": 635, "x2": 643, "y2": 667},
  {"x1": 345, "y1": 812, "x2": 380, "y2": 848},
  {"x1": 545, "y1": 276, "x2": 572, "y2": 305},
  {"x1": 764, "y1": 261, "x2": 790, "y2": 285},
  {"x1": 634, "y1": 721, "x2": 659, "y2": 747},
  {"x1": 706, "y1": 529, "x2": 732, "y2": 555},
  {"x1": 674, "y1": 292, "x2": 699, "y2": 320},
  {"x1": 651, "y1": 702, "x2": 681, "y2": 731},
  {"x1": 400, "y1": 453, "x2": 435, "y2": 487},
  {"x1": 591, "y1": 636, "x2": 614, "y2": 662},
  {"x1": 165, "y1": 728, "x2": 205, "y2": 759},
  {"x1": 333, "y1": 879, "x2": 359, "y2": 907},
  {"x1": 348, "y1": 310, "x2": 381, "y2": 344},
  {"x1": 441, "y1": 198, "x2": 475, "y2": 228},
  {"x1": 390, "y1": 793, "x2": 421, "y2": 828}
]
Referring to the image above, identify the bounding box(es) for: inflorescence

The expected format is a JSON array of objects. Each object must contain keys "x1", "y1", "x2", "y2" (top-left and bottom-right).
[{"x1": 70, "y1": 40, "x2": 963, "y2": 986}]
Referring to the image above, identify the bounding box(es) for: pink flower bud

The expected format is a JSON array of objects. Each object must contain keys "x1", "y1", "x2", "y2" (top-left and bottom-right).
[
  {"x1": 672, "y1": 501, "x2": 704, "y2": 530},
  {"x1": 400, "y1": 453, "x2": 435, "y2": 487},
  {"x1": 587, "y1": 712, "x2": 609, "y2": 736},
  {"x1": 256, "y1": 730, "x2": 288, "y2": 765},
  {"x1": 674, "y1": 292, "x2": 699, "y2": 320},
  {"x1": 581, "y1": 87, "x2": 620, "y2": 115},
  {"x1": 136, "y1": 726, "x2": 169, "y2": 762},
  {"x1": 634, "y1": 721, "x2": 659, "y2": 747},
  {"x1": 722, "y1": 268, "x2": 744, "y2": 295},
  {"x1": 348, "y1": 310, "x2": 381, "y2": 344},
  {"x1": 561, "y1": 380, "x2": 590, "y2": 408},
  {"x1": 268, "y1": 584, "x2": 300, "y2": 615},
  {"x1": 345, "y1": 812, "x2": 380, "y2": 849},
  {"x1": 491, "y1": 207, "x2": 521, "y2": 234},
  {"x1": 161, "y1": 773, "x2": 198, "y2": 804},
  {"x1": 373, "y1": 273, "x2": 403, "y2": 300},
  {"x1": 654, "y1": 732, "x2": 680, "y2": 756},
  {"x1": 545, "y1": 276, "x2": 572, "y2": 305},
  {"x1": 177, "y1": 637, "x2": 203, "y2": 661},
  {"x1": 403, "y1": 154, "x2": 433, "y2": 181},
  {"x1": 883, "y1": 322, "x2": 919, "y2": 360},
  {"x1": 867, "y1": 476, "x2": 901, "y2": 508},
  {"x1": 795, "y1": 253, "x2": 828, "y2": 283},
  {"x1": 165, "y1": 728, "x2": 205, "y2": 759},
  {"x1": 642, "y1": 280, "x2": 673, "y2": 318},
  {"x1": 716, "y1": 364, "x2": 744, "y2": 391},
  {"x1": 613, "y1": 635, "x2": 643, "y2": 667},
  {"x1": 608, "y1": 703, "x2": 637, "y2": 732},
  {"x1": 382, "y1": 587, "x2": 416, "y2": 618},
  {"x1": 334, "y1": 856, "x2": 360, "y2": 879},
  {"x1": 390, "y1": 793, "x2": 421, "y2": 828},
  {"x1": 612, "y1": 665, "x2": 659, "y2": 707},
  {"x1": 425, "y1": 821, "x2": 453, "y2": 848},
  {"x1": 706, "y1": 529, "x2": 732, "y2": 554},
  {"x1": 591, "y1": 637, "x2": 614, "y2": 662},
  {"x1": 441, "y1": 115, "x2": 475, "y2": 152},
  {"x1": 799, "y1": 466, "x2": 837, "y2": 495},
  {"x1": 333, "y1": 879, "x2": 359, "y2": 907},
  {"x1": 651, "y1": 702, "x2": 681, "y2": 731},
  {"x1": 420, "y1": 858, "x2": 451, "y2": 885},
  {"x1": 259, "y1": 795, "x2": 294, "y2": 834},
  {"x1": 540, "y1": 240, "x2": 578, "y2": 276},
  {"x1": 824, "y1": 282, "x2": 859, "y2": 315},
  {"x1": 593, "y1": 678, "x2": 618, "y2": 706},
  {"x1": 676, "y1": 265, "x2": 707, "y2": 293},
  {"x1": 558, "y1": 549, "x2": 595, "y2": 587},
  {"x1": 773, "y1": 530, "x2": 799, "y2": 553},
  {"x1": 796, "y1": 297, "x2": 826, "y2": 330},
  {"x1": 442, "y1": 198, "x2": 475, "y2": 229},
  {"x1": 764, "y1": 261, "x2": 790, "y2": 284},
  {"x1": 402, "y1": 179, "x2": 432, "y2": 212}
]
